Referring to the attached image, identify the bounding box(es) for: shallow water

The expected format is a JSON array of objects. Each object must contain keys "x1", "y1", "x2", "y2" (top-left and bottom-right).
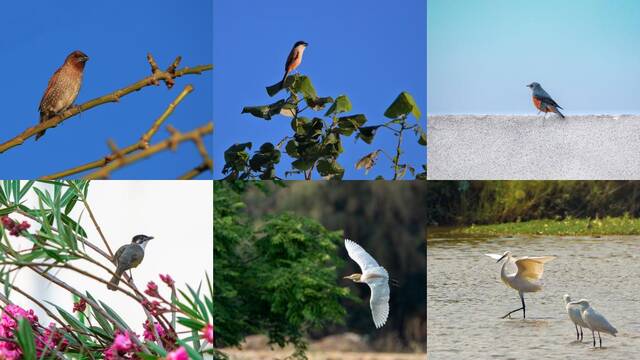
[{"x1": 427, "y1": 231, "x2": 640, "y2": 359}]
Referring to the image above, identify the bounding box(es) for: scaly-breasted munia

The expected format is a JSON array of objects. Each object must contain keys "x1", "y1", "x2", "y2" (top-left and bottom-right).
[{"x1": 37, "y1": 50, "x2": 89, "y2": 140}]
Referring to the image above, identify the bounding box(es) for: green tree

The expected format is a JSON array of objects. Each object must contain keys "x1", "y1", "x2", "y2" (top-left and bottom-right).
[
  {"x1": 213, "y1": 181, "x2": 352, "y2": 359},
  {"x1": 222, "y1": 74, "x2": 426, "y2": 180}
]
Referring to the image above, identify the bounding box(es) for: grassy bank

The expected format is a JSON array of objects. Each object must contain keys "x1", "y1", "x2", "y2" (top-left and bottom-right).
[{"x1": 461, "y1": 216, "x2": 640, "y2": 236}]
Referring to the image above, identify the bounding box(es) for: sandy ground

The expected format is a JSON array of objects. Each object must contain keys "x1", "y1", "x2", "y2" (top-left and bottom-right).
[
  {"x1": 427, "y1": 115, "x2": 640, "y2": 179},
  {"x1": 219, "y1": 334, "x2": 426, "y2": 360},
  {"x1": 220, "y1": 350, "x2": 426, "y2": 360}
]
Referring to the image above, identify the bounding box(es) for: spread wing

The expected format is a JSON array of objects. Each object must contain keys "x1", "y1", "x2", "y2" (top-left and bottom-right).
[
  {"x1": 368, "y1": 276, "x2": 390, "y2": 328},
  {"x1": 515, "y1": 256, "x2": 555, "y2": 280},
  {"x1": 345, "y1": 239, "x2": 381, "y2": 272},
  {"x1": 485, "y1": 253, "x2": 503, "y2": 260}
]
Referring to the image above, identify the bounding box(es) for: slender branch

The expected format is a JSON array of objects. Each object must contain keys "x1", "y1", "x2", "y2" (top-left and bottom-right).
[
  {"x1": 41, "y1": 85, "x2": 195, "y2": 180},
  {"x1": 70, "y1": 182, "x2": 114, "y2": 257},
  {"x1": 82, "y1": 122, "x2": 213, "y2": 179},
  {"x1": 392, "y1": 117, "x2": 407, "y2": 180},
  {"x1": 0, "y1": 54, "x2": 211, "y2": 153},
  {"x1": 28, "y1": 265, "x2": 150, "y2": 354},
  {"x1": 178, "y1": 162, "x2": 211, "y2": 180}
]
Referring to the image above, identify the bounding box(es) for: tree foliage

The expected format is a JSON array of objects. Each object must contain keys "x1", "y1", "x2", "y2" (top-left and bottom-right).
[
  {"x1": 213, "y1": 181, "x2": 352, "y2": 358},
  {"x1": 427, "y1": 181, "x2": 640, "y2": 226},
  {"x1": 222, "y1": 74, "x2": 426, "y2": 180}
]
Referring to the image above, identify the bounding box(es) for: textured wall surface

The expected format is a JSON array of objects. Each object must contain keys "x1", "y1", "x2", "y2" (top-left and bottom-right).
[{"x1": 427, "y1": 115, "x2": 640, "y2": 179}]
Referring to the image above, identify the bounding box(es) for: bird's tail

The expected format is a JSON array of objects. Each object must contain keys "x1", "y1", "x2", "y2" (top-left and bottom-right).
[
  {"x1": 555, "y1": 107, "x2": 565, "y2": 119},
  {"x1": 35, "y1": 113, "x2": 47, "y2": 141},
  {"x1": 280, "y1": 71, "x2": 290, "y2": 91},
  {"x1": 107, "y1": 270, "x2": 123, "y2": 291}
]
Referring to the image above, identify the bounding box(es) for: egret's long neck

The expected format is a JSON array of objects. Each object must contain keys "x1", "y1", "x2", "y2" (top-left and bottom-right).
[{"x1": 500, "y1": 255, "x2": 510, "y2": 283}]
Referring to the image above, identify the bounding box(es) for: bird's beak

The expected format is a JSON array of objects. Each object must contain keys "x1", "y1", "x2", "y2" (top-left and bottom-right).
[
  {"x1": 497, "y1": 254, "x2": 507, "y2": 263},
  {"x1": 82, "y1": 55, "x2": 89, "y2": 62},
  {"x1": 146, "y1": 236, "x2": 154, "y2": 241}
]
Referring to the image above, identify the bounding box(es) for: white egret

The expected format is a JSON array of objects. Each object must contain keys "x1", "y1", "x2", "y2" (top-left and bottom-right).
[
  {"x1": 564, "y1": 294, "x2": 588, "y2": 341},
  {"x1": 571, "y1": 300, "x2": 618, "y2": 348},
  {"x1": 343, "y1": 239, "x2": 390, "y2": 329},
  {"x1": 485, "y1": 251, "x2": 556, "y2": 319}
]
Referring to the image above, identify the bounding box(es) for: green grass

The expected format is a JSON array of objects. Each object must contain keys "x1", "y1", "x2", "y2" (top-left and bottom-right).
[{"x1": 461, "y1": 216, "x2": 640, "y2": 236}]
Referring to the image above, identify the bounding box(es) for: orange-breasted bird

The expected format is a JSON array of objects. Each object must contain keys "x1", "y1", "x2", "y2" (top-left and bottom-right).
[
  {"x1": 526, "y1": 82, "x2": 564, "y2": 118},
  {"x1": 280, "y1": 41, "x2": 308, "y2": 90},
  {"x1": 37, "y1": 50, "x2": 89, "y2": 140}
]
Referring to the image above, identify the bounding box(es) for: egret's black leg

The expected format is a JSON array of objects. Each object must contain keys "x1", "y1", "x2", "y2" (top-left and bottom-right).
[
  {"x1": 580, "y1": 326, "x2": 583, "y2": 341},
  {"x1": 520, "y1": 292, "x2": 526, "y2": 319},
  {"x1": 592, "y1": 330, "x2": 596, "y2": 347},
  {"x1": 575, "y1": 324, "x2": 579, "y2": 340},
  {"x1": 598, "y1": 332, "x2": 602, "y2": 348}
]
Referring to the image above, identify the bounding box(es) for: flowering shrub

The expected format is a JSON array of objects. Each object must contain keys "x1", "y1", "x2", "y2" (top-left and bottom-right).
[{"x1": 0, "y1": 180, "x2": 213, "y2": 359}]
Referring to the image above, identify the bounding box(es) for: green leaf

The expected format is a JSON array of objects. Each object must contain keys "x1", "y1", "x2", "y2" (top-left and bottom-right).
[
  {"x1": 285, "y1": 140, "x2": 300, "y2": 157},
  {"x1": 291, "y1": 159, "x2": 314, "y2": 171},
  {"x1": 292, "y1": 75, "x2": 318, "y2": 99},
  {"x1": 100, "y1": 301, "x2": 131, "y2": 331},
  {"x1": 241, "y1": 100, "x2": 287, "y2": 120},
  {"x1": 18, "y1": 181, "x2": 35, "y2": 202},
  {"x1": 336, "y1": 114, "x2": 367, "y2": 136},
  {"x1": 316, "y1": 159, "x2": 344, "y2": 179},
  {"x1": 306, "y1": 96, "x2": 334, "y2": 111},
  {"x1": 86, "y1": 292, "x2": 113, "y2": 334},
  {"x1": 144, "y1": 341, "x2": 168, "y2": 356},
  {"x1": 356, "y1": 125, "x2": 381, "y2": 144},
  {"x1": 16, "y1": 318, "x2": 36, "y2": 360},
  {"x1": 177, "y1": 316, "x2": 206, "y2": 330},
  {"x1": 384, "y1": 91, "x2": 421, "y2": 119},
  {"x1": 177, "y1": 340, "x2": 204, "y2": 360},
  {"x1": 324, "y1": 95, "x2": 352, "y2": 117}
]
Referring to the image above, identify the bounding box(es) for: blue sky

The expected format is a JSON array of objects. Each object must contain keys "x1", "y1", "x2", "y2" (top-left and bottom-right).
[
  {"x1": 428, "y1": 0, "x2": 640, "y2": 115},
  {"x1": 213, "y1": 1, "x2": 426, "y2": 179},
  {"x1": 0, "y1": 1, "x2": 212, "y2": 179}
]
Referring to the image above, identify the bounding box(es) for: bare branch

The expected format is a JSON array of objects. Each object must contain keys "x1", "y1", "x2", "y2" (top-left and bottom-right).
[
  {"x1": 0, "y1": 54, "x2": 211, "y2": 153},
  {"x1": 82, "y1": 122, "x2": 213, "y2": 179}
]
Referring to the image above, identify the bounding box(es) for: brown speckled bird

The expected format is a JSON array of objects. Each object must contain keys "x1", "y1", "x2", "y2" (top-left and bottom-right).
[{"x1": 37, "y1": 50, "x2": 89, "y2": 140}]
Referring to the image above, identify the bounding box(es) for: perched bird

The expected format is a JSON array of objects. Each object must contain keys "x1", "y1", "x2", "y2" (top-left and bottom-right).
[
  {"x1": 526, "y1": 82, "x2": 564, "y2": 118},
  {"x1": 107, "y1": 234, "x2": 153, "y2": 290},
  {"x1": 343, "y1": 239, "x2": 390, "y2": 329},
  {"x1": 280, "y1": 41, "x2": 308, "y2": 90},
  {"x1": 38, "y1": 50, "x2": 89, "y2": 140},
  {"x1": 486, "y1": 251, "x2": 556, "y2": 319},
  {"x1": 571, "y1": 299, "x2": 618, "y2": 348},
  {"x1": 564, "y1": 294, "x2": 588, "y2": 341}
]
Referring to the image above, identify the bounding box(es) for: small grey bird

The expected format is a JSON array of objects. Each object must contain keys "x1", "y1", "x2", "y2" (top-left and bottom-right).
[
  {"x1": 107, "y1": 234, "x2": 153, "y2": 290},
  {"x1": 526, "y1": 82, "x2": 565, "y2": 118}
]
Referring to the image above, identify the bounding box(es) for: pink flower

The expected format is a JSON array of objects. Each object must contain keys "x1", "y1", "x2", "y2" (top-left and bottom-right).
[
  {"x1": 113, "y1": 333, "x2": 133, "y2": 351},
  {"x1": 0, "y1": 341, "x2": 21, "y2": 360},
  {"x1": 1, "y1": 304, "x2": 38, "y2": 337},
  {"x1": 159, "y1": 274, "x2": 175, "y2": 287},
  {"x1": 143, "y1": 320, "x2": 165, "y2": 341},
  {"x1": 142, "y1": 299, "x2": 162, "y2": 315},
  {"x1": 36, "y1": 323, "x2": 68, "y2": 354},
  {"x1": 202, "y1": 323, "x2": 213, "y2": 343},
  {"x1": 166, "y1": 347, "x2": 188, "y2": 360},
  {"x1": 144, "y1": 281, "x2": 160, "y2": 297},
  {"x1": 72, "y1": 298, "x2": 87, "y2": 313},
  {"x1": 1, "y1": 216, "x2": 13, "y2": 228}
]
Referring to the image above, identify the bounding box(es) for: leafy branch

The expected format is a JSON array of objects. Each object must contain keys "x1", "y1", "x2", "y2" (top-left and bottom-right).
[
  {"x1": 222, "y1": 73, "x2": 425, "y2": 180},
  {"x1": 0, "y1": 180, "x2": 213, "y2": 359}
]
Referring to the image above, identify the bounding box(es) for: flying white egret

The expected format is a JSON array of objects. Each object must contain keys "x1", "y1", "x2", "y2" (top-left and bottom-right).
[
  {"x1": 564, "y1": 294, "x2": 588, "y2": 341},
  {"x1": 571, "y1": 299, "x2": 618, "y2": 348},
  {"x1": 485, "y1": 251, "x2": 556, "y2": 319},
  {"x1": 343, "y1": 239, "x2": 390, "y2": 329}
]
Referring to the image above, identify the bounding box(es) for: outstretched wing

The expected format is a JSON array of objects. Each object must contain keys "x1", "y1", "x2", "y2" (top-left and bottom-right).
[
  {"x1": 485, "y1": 253, "x2": 503, "y2": 260},
  {"x1": 515, "y1": 256, "x2": 555, "y2": 280},
  {"x1": 345, "y1": 239, "x2": 381, "y2": 272},
  {"x1": 367, "y1": 276, "x2": 390, "y2": 328}
]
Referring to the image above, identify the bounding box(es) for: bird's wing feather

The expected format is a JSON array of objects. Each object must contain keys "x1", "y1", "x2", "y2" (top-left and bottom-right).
[
  {"x1": 485, "y1": 253, "x2": 503, "y2": 260},
  {"x1": 515, "y1": 256, "x2": 555, "y2": 279},
  {"x1": 367, "y1": 276, "x2": 390, "y2": 328},
  {"x1": 345, "y1": 239, "x2": 380, "y2": 272},
  {"x1": 534, "y1": 94, "x2": 561, "y2": 108}
]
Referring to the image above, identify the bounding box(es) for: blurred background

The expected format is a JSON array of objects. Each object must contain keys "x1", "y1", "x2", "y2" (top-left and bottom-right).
[
  {"x1": 215, "y1": 181, "x2": 426, "y2": 358},
  {"x1": 6, "y1": 181, "x2": 212, "y2": 334}
]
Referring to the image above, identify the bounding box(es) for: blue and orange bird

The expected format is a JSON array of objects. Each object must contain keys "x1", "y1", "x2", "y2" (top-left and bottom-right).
[{"x1": 527, "y1": 82, "x2": 565, "y2": 118}]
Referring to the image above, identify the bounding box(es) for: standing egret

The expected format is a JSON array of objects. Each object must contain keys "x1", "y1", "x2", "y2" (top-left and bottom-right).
[
  {"x1": 343, "y1": 239, "x2": 390, "y2": 329},
  {"x1": 485, "y1": 251, "x2": 556, "y2": 319},
  {"x1": 571, "y1": 300, "x2": 618, "y2": 348},
  {"x1": 564, "y1": 294, "x2": 588, "y2": 341}
]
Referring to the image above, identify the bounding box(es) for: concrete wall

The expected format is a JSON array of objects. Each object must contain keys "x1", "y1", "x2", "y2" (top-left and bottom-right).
[{"x1": 427, "y1": 115, "x2": 640, "y2": 179}]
